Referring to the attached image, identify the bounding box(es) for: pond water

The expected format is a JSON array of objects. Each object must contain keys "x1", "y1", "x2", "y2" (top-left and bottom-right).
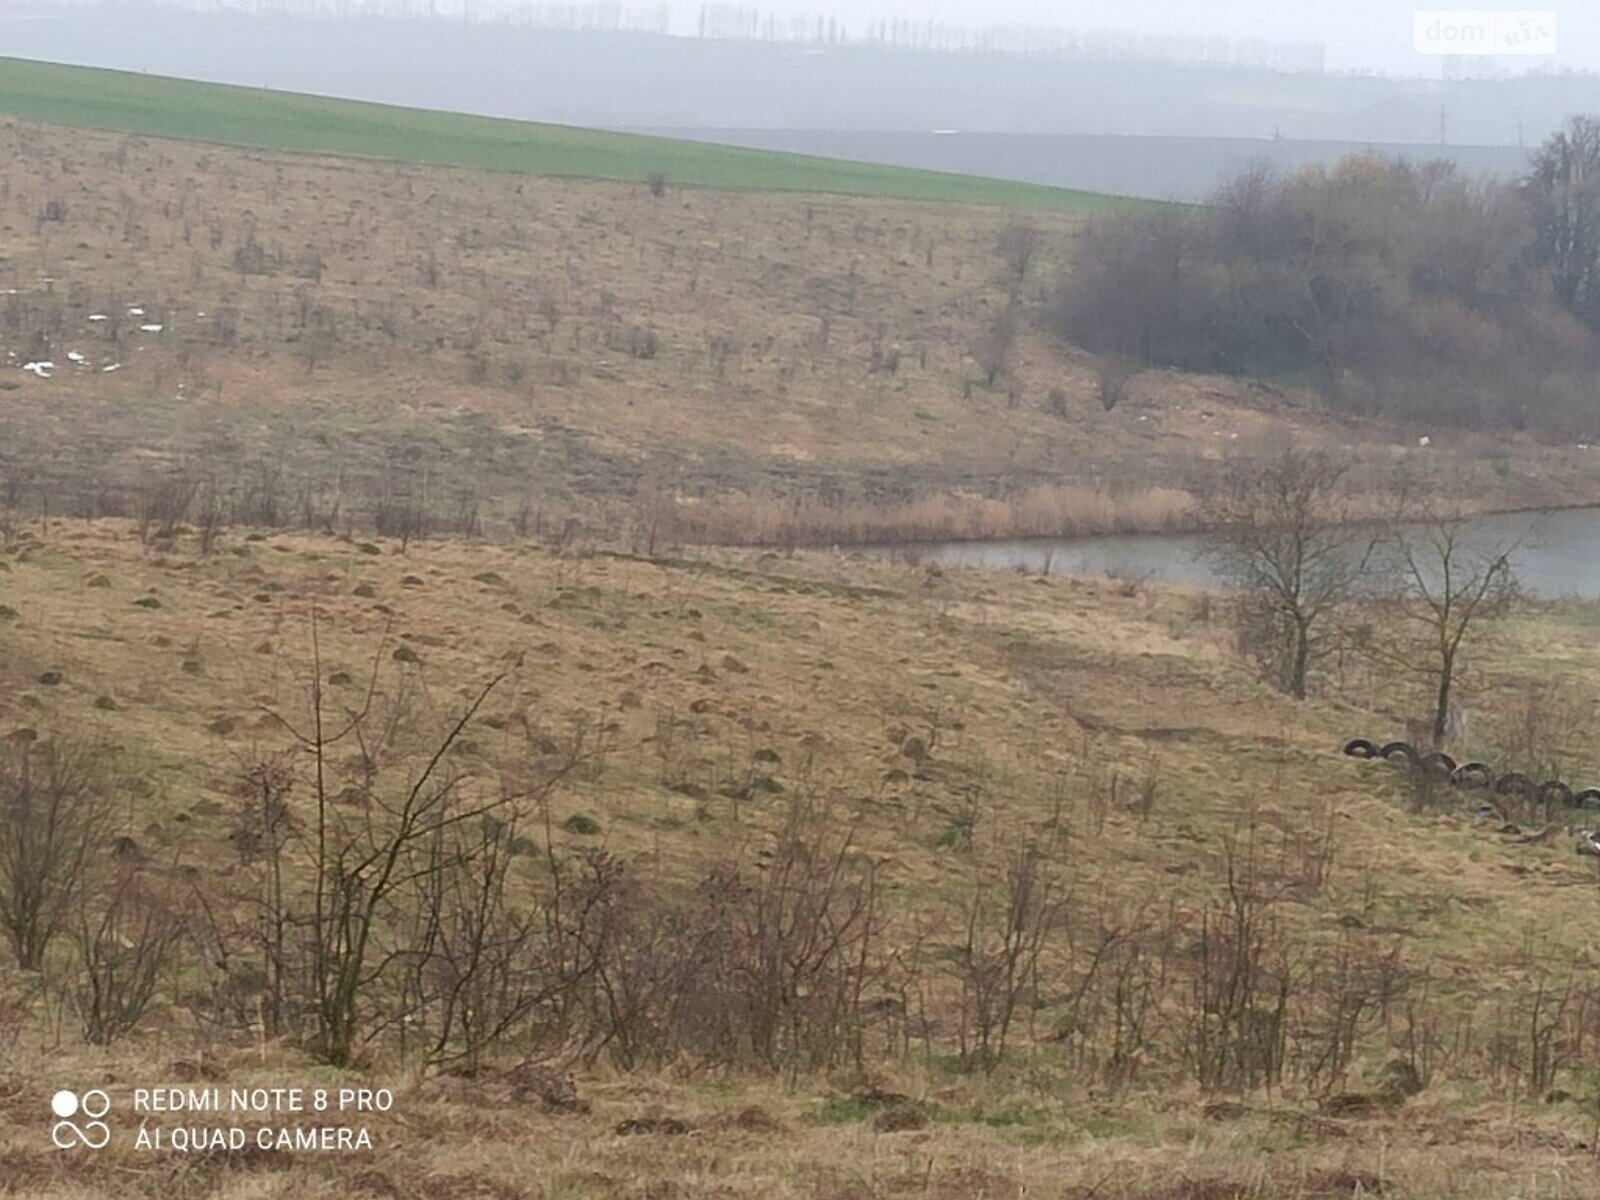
[{"x1": 862, "y1": 507, "x2": 1600, "y2": 600}]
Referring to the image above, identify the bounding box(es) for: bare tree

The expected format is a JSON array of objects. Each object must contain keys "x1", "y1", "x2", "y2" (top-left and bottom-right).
[
  {"x1": 224, "y1": 751, "x2": 297, "y2": 1035},
  {"x1": 278, "y1": 637, "x2": 508, "y2": 1065},
  {"x1": 419, "y1": 812, "x2": 549, "y2": 1072},
  {"x1": 997, "y1": 220, "x2": 1039, "y2": 289},
  {"x1": 1368, "y1": 508, "x2": 1518, "y2": 744},
  {"x1": 70, "y1": 872, "x2": 182, "y2": 1046},
  {"x1": 1200, "y1": 447, "x2": 1372, "y2": 699},
  {"x1": 136, "y1": 468, "x2": 198, "y2": 544},
  {"x1": 975, "y1": 300, "x2": 1019, "y2": 389},
  {"x1": 1526, "y1": 115, "x2": 1600, "y2": 325},
  {"x1": 1095, "y1": 356, "x2": 1137, "y2": 412},
  {"x1": 194, "y1": 474, "x2": 227, "y2": 554},
  {"x1": 246, "y1": 612, "x2": 594, "y2": 1066},
  {"x1": 0, "y1": 739, "x2": 110, "y2": 971},
  {"x1": 1188, "y1": 842, "x2": 1290, "y2": 1093},
  {"x1": 951, "y1": 841, "x2": 1059, "y2": 1074}
]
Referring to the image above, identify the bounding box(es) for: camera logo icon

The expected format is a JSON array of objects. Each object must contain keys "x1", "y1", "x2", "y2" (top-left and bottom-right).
[{"x1": 50, "y1": 1089, "x2": 111, "y2": 1149}]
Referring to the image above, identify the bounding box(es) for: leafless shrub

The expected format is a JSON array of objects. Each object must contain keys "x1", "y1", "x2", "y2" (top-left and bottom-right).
[
  {"x1": 69, "y1": 872, "x2": 183, "y2": 1046},
  {"x1": 1200, "y1": 447, "x2": 1372, "y2": 699},
  {"x1": 213, "y1": 752, "x2": 297, "y2": 1035},
  {"x1": 1482, "y1": 955, "x2": 1592, "y2": 1099},
  {"x1": 137, "y1": 469, "x2": 198, "y2": 543},
  {"x1": 1363, "y1": 501, "x2": 1518, "y2": 743},
  {"x1": 950, "y1": 841, "x2": 1060, "y2": 1073},
  {"x1": 1055, "y1": 155, "x2": 1583, "y2": 433},
  {"x1": 1095, "y1": 356, "x2": 1137, "y2": 412},
  {"x1": 1186, "y1": 845, "x2": 1290, "y2": 1093},
  {"x1": 975, "y1": 300, "x2": 1019, "y2": 389},
  {"x1": 236, "y1": 460, "x2": 285, "y2": 527},
  {"x1": 997, "y1": 219, "x2": 1039, "y2": 288},
  {"x1": 0, "y1": 739, "x2": 111, "y2": 971},
  {"x1": 573, "y1": 797, "x2": 881, "y2": 1074},
  {"x1": 1488, "y1": 681, "x2": 1584, "y2": 785},
  {"x1": 276, "y1": 656, "x2": 512, "y2": 1064},
  {"x1": 194, "y1": 475, "x2": 227, "y2": 554},
  {"x1": 293, "y1": 243, "x2": 326, "y2": 283},
  {"x1": 233, "y1": 233, "x2": 270, "y2": 276},
  {"x1": 374, "y1": 470, "x2": 431, "y2": 550},
  {"x1": 416, "y1": 812, "x2": 556, "y2": 1072},
  {"x1": 1291, "y1": 930, "x2": 1408, "y2": 1095}
]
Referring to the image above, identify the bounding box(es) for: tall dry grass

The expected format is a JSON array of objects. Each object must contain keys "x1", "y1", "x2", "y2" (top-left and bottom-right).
[{"x1": 658, "y1": 484, "x2": 1195, "y2": 547}]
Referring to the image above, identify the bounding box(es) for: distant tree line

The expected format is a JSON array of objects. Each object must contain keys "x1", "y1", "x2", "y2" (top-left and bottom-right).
[
  {"x1": 44, "y1": 0, "x2": 1323, "y2": 68},
  {"x1": 1058, "y1": 118, "x2": 1600, "y2": 436}
]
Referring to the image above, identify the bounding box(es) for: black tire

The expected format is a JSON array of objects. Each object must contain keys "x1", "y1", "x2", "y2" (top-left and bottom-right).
[
  {"x1": 1424, "y1": 751, "x2": 1457, "y2": 777},
  {"x1": 1380, "y1": 742, "x2": 1418, "y2": 763},
  {"x1": 1342, "y1": 738, "x2": 1378, "y2": 759},
  {"x1": 1495, "y1": 772, "x2": 1534, "y2": 798},
  {"x1": 1541, "y1": 781, "x2": 1576, "y2": 807},
  {"x1": 1576, "y1": 788, "x2": 1600, "y2": 810},
  {"x1": 1451, "y1": 762, "x2": 1492, "y2": 789}
]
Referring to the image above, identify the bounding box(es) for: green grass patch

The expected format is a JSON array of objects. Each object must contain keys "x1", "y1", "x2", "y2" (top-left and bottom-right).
[
  {"x1": 814, "y1": 1095, "x2": 885, "y2": 1124},
  {"x1": 0, "y1": 57, "x2": 1133, "y2": 212}
]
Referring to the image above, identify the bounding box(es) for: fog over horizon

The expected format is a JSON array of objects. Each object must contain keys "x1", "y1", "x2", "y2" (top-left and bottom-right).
[
  {"x1": 9, "y1": 0, "x2": 1600, "y2": 75},
  {"x1": 6, "y1": 0, "x2": 1600, "y2": 197}
]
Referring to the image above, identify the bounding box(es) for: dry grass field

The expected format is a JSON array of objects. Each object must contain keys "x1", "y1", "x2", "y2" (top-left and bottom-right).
[
  {"x1": 5, "y1": 517, "x2": 1600, "y2": 1195},
  {"x1": 7, "y1": 90, "x2": 1600, "y2": 1200},
  {"x1": 2, "y1": 117, "x2": 1597, "y2": 548}
]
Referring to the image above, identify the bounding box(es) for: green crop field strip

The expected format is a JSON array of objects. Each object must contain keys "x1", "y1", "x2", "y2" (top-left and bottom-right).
[{"x1": 0, "y1": 57, "x2": 1131, "y2": 211}]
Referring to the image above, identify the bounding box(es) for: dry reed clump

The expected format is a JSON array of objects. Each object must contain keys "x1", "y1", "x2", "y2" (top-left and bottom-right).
[{"x1": 659, "y1": 484, "x2": 1195, "y2": 547}]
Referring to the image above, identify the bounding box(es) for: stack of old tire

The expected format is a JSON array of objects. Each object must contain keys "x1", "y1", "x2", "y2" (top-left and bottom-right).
[{"x1": 1341, "y1": 737, "x2": 1600, "y2": 810}]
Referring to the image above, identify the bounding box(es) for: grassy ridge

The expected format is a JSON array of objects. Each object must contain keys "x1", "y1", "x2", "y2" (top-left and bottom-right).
[{"x1": 0, "y1": 57, "x2": 1128, "y2": 211}]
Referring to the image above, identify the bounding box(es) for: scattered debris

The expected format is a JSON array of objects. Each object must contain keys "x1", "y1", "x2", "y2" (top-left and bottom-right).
[
  {"x1": 614, "y1": 1116, "x2": 693, "y2": 1136},
  {"x1": 871, "y1": 1103, "x2": 930, "y2": 1132},
  {"x1": 503, "y1": 1062, "x2": 588, "y2": 1113},
  {"x1": 1318, "y1": 1091, "x2": 1391, "y2": 1117},
  {"x1": 721, "y1": 1105, "x2": 782, "y2": 1132},
  {"x1": 1379, "y1": 1058, "x2": 1424, "y2": 1100},
  {"x1": 22, "y1": 361, "x2": 53, "y2": 377}
]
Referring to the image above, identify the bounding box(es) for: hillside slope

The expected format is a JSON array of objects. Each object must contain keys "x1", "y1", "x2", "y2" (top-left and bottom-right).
[
  {"x1": 5, "y1": 522, "x2": 1600, "y2": 1196},
  {"x1": 0, "y1": 57, "x2": 1121, "y2": 211},
  {"x1": 0, "y1": 115, "x2": 1592, "y2": 546}
]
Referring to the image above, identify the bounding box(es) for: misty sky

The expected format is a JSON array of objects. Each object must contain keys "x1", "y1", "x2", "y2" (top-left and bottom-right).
[
  {"x1": 13, "y1": 1, "x2": 1597, "y2": 74},
  {"x1": 433, "y1": 0, "x2": 1597, "y2": 74}
]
